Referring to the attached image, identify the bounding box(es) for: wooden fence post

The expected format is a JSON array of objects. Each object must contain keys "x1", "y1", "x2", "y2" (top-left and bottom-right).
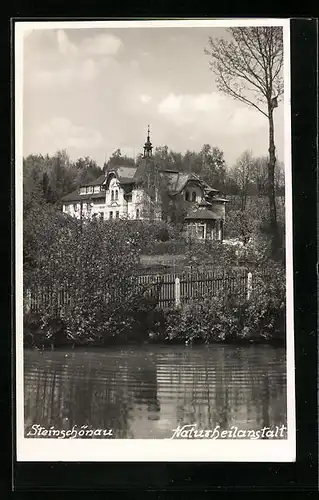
[
  {"x1": 247, "y1": 272, "x2": 253, "y2": 300},
  {"x1": 24, "y1": 288, "x2": 31, "y2": 313},
  {"x1": 175, "y1": 277, "x2": 181, "y2": 307}
]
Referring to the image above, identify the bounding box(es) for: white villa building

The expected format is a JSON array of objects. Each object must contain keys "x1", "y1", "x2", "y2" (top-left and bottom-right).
[{"x1": 61, "y1": 129, "x2": 228, "y2": 241}]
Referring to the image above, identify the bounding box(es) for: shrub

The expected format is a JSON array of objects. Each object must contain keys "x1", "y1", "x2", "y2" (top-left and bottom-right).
[
  {"x1": 157, "y1": 264, "x2": 285, "y2": 345},
  {"x1": 185, "y1": 240, "x2": 239, "y2": 269}
]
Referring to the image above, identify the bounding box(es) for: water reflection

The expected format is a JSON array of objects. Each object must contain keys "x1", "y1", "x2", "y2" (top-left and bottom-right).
[{"x1": 24, "y1": 345, "x2": 287, "y2": 439}]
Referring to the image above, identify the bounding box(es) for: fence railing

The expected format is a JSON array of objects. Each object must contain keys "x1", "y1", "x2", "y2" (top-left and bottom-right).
[{"x1": 24, "y1": 268, "x2": 271, "y2": 313}]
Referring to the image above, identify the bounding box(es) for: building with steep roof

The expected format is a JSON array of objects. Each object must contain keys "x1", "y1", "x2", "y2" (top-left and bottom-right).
[{"x1": 61, "y1": 128, "x2": 228, "y2": 241}]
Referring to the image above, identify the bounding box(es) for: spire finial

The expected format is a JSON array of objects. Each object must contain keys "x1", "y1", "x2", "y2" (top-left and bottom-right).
[{"x1": 143, "y1": 125, "x2": 153, "y2": 158}]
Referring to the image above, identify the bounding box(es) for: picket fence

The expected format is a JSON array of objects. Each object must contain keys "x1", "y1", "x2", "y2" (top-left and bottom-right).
[{"x1": 25, "y1": 268, "x2": 271, "y2": 313}]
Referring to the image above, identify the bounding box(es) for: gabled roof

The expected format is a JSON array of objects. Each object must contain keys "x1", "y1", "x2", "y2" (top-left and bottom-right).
[
  {"x1": 117, "y1": 166, "x2": 137, "y2": 180},
  {"x1": 82, "y1": 174, "x2": 106, "y2": 187},
  {"x1": 106, "y1": 165, "x2": 139, "y2": 185},
  {"x1": 185, "y1": 208, "x2": 223, "y2": 220},
  {"x1": 61, "y1": 190, "x2": 105, "y2": 202},
  {"x1": 211, "y1": 196, "x2": 229, "y2": 202},
  {"x1": 158, "y1": 170, "x2": 220, "y2": 196}
]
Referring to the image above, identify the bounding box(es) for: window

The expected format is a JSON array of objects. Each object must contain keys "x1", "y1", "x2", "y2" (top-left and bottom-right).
[
  {"x1": 115, "y1": 189, "x2": 119, "y2": 200},
  {"x1": 87, "y1": 186, "x2": 93, "y2": 194},
  {"x1": 197, "y1": 224, "x2": 205, "y2": 239},
  {"x1": 109, "y1": 211, "x2": 113, "y2": 219},
  {"x1": 220, "y1": 220, "x2": 224, "y2": 240},
  {"x1": 116, "y1": 211, "x2": 120, "y2": 219},
  {"x1": 100, "y1": 212, "x2": 104, "y2": 220},
  {"x1": 73, "y1": 204, "x2": 78, "y2": 211},
  {"x1": 126, "y1": 193, "x2": 132, "y2": 202},
  {"x1": 111, "y1": 190, "x2": 114, "y2": 201},
  {"x1": 94, "y1": 186, "x2": 100, "y2": 193},
  {"x1": 80, "y1": 187, "x2": 86, "y2": 195},
  {"x1": 136, "y1": 209, "x2": 140, "y2": 219},
  {"x1": 192, "y1": 191, "x2": 196, "y2": 202},
  {"x1": 83, "y1": 203, "x2": 87, "y2": 211},
  {"x1": 185, "y1": 191, "x2": 190, "y2": 202}
]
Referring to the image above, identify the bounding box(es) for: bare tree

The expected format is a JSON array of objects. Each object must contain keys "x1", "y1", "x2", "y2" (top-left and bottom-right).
[
  {"x1": 250, "y1": 156, "x2": 269, "y2": 197},
  {"x1": 231, "y1": 150, "x2": 254, "y2": 211},
  {"x1": 205, "y1": 27, "x2": 284, "y2": 257}
]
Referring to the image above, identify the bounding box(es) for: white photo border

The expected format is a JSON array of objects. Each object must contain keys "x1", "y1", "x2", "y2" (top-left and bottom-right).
[{"x1": 15, "y1": 17, "x2": 295, "y2": 462}]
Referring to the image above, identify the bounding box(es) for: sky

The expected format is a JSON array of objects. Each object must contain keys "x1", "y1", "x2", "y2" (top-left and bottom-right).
[{"x1": 22, "y1": 24, "x2": 285, "y2": 167}]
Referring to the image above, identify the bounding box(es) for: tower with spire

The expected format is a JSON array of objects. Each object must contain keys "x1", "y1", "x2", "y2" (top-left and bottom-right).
[{"x1": 143, "y1": 125, "x2": 153, "y2": 158}]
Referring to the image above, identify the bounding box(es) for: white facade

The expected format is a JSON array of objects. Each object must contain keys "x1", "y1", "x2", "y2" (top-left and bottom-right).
[{"x1": 62, "y1": 172, "x2": 161, "y2": 221}]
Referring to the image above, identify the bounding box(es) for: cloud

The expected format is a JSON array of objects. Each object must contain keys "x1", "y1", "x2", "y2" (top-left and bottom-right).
[
  {"x1": 79, "y1": 59, "x2": 99, "y2": 82},
  {"x1": 36, "y1": 117, "x2": 104, "y2": 151},
  {"x1": 56, "y1": 30, "x2": 122, "y2": 57},
  {"x1": 158, "y1": 92, "x2": 266, "y2": 133},
  {"x1": 129, "y1": 59, "x2": 140, "y2": 70},
  {"x1": 158, "y1": 93, "x2": 183, "y2": 116},
  {"x1": 25, "y1": 30, "x2": 122, "y2": 89},
  {"x1": 57, "y1": 30, "x2": 78, "y2": 55},
  {"x1": 27, "y1": 67, "x2": 73, "y2": 87},
  {"x1": 81, "y1": 33, "x2": 122, "y2": 56},
  {"x1": 27, "y1": 58, "x2": 100, "y2": 87},
  {"x1": 140, "y1": 94, "x2": 152, "y2": 104}
]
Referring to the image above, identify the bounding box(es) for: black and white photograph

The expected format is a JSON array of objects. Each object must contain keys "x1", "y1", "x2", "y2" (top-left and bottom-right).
[{"x1": 15, "y1": 19, "x2": 295, "y2": 462}]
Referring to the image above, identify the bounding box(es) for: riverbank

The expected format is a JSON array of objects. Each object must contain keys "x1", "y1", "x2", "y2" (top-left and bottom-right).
[
  {"x1": 24, "y1": 335, "x2": 286, "y2": 350},
  {"x1": 24, "y1": 306, "x2": 285, "y2": 350}
]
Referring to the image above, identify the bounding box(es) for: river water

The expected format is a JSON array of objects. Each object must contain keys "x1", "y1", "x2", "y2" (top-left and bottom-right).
[{"x1": 24, "y1": 345, "x2": 287, "y2": 439}]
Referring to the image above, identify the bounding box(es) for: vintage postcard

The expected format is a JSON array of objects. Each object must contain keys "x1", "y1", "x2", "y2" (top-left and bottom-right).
[{"x1": 15, "y1": 18, "x2": 295, "y2": 462}]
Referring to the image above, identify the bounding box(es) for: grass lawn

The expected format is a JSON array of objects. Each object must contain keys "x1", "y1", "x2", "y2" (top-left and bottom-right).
[
  {"x1": 140, "y1": 254, "x2": 186, "y2": 266},
  {"x1": 139, "y1": 254, "x2": 187, "y2": 274}
]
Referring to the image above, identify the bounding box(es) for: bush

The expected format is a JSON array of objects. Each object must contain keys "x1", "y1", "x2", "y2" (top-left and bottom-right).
[
  {"x1": 185, "y1": 240, "x2": 239, "y2": 269},
  {"x1": 154, "y1": 264, "x2": 285, "y2": 345}
]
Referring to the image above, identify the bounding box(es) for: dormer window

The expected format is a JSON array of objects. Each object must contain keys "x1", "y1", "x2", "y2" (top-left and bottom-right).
[
  {"x1": 115, "y1": 189, "x2": 119, "y2": 201},
  {"x1": 80, "y1": 187, "x2": 86, "y2": 195},
  {"x1": 185, "y1": 191, "x2": 190, "y2": 202}
]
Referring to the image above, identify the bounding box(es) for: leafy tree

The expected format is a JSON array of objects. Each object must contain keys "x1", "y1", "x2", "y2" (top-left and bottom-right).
[
  {"x1": 23, "y1": 208, "x2": 167, "y2": 345},
  {"x1": 199, "y1": 144, "x2": 227, "y2": 190},
  {"x1": 206, "y1": 26, "x2": 284, "y2": 257},
  {"x1": 182, "y1": 150, "x2": 203, "y2": 174},
  {"x1": 107, "y1": 149, "x2": 135, "y2": 169},
  {"x1": 23, "y1": 151, "x2": 104, "y2": 208},
  {"x1": 225, "y1": 208, "x2": 259, "y2": 245},
  {"x1": 74, "y1": 157, "x2": 103, "y2": 185}
]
